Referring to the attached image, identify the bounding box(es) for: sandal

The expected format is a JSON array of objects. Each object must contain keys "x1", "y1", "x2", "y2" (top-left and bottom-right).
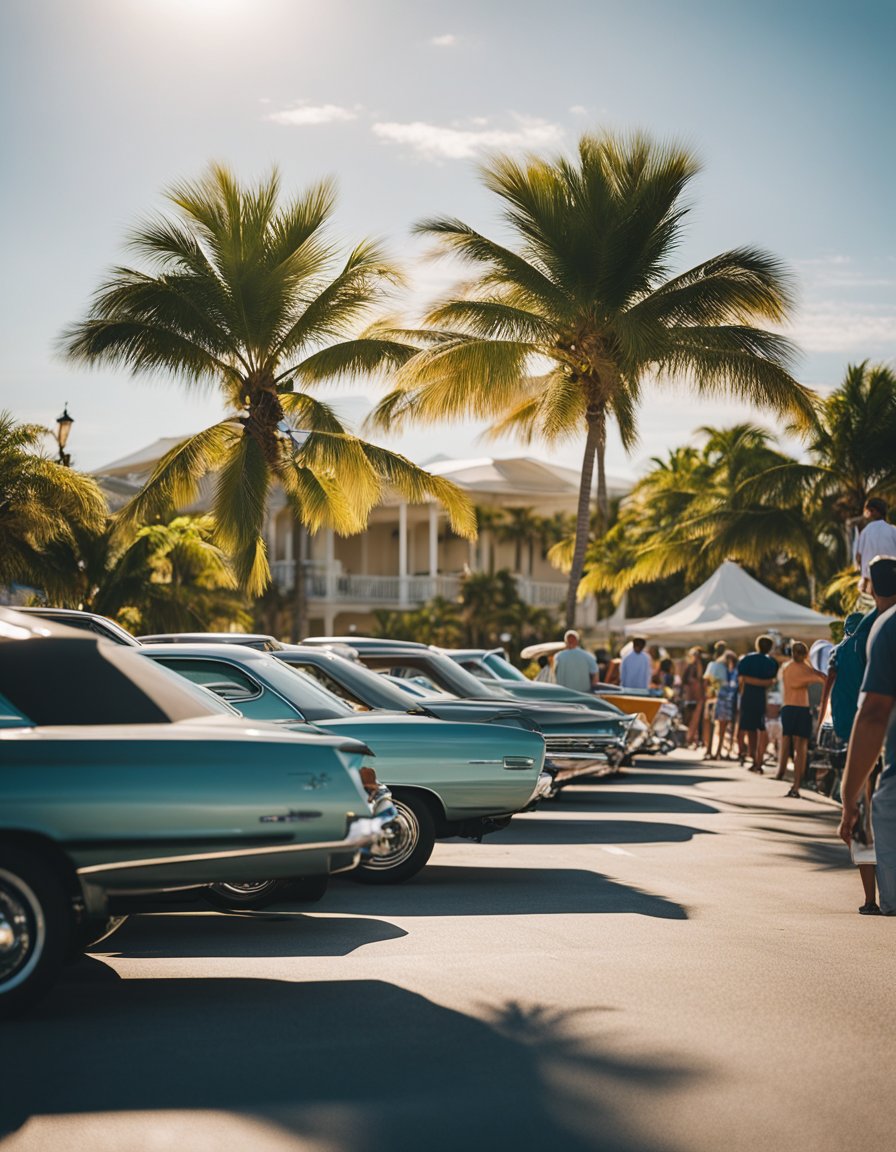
[{"x1": 785, "y1": 788, "x2": 801, "y2": 798}]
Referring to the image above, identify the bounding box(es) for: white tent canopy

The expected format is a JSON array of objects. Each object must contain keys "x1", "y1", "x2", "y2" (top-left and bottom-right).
[{"x1": 624, "y1": 561, "x2": 837, "y2": 645}]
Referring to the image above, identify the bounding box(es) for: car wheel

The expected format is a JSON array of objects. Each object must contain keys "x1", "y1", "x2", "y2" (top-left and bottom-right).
[
  {"x1": 350, "y1": 793, "x2": 436, "y2": 885},
  {"x1": 0, "y1": 847, "x2": 70, "y2": 1019},
  {"x1": 204, "y1": 880, "x2": 284, "y2": 911}
]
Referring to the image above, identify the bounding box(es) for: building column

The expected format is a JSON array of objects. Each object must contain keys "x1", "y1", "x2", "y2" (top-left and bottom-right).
[
  {"x1": 398, "y1": 501, "x2": 409, "y2": 606},
  {"x1": 324, "y1": 528, "x2": 336, "y2": 601},
  {"x1": 428, "y1": 504, "x2": 439, "y2": 581}
]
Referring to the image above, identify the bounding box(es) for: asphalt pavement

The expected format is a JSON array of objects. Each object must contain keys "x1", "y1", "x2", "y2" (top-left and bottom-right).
[{"x1": 2, "y1": 753, "x2": 892, "y2": 1152}]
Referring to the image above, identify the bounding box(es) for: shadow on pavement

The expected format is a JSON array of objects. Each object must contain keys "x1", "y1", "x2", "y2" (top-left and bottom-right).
[
  {"x1": 549, "y1": 791, "x2": 719, "y2": 815},
  {"x1": 501, "y1": 819, "x2": 712, "y2": 846},
  {"x1": 100, "y1": 912, "x2": 408, "y2": 959},
  {"x1": 328, "y1": 865, "x2": 687, "y2": 920},
  {"x1": 2, "y1": 969, "x2": 696, "y2": 1152},
  {"x1": 783, "y1": 839, "x2": 853, "y2": 873},
  {"x1": 577, "y1": 771, "x2": 731, "y2": 789}
]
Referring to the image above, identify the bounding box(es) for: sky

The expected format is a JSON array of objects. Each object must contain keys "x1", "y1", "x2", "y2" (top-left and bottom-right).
[{"x1": 1, "y1": 0, "x2": 893, "y2": 479}]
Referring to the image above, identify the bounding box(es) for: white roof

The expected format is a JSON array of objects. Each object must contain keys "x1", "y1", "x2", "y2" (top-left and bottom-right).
[
  {"x1": 625, "y1": 561, "x2": 837, "y2": 644},
  {"x1": 424, "y1": 456, "x2": 630, "y2": 500},
  {"x1": 95, "y1": 437, "x2": 191, "y2": 477}
]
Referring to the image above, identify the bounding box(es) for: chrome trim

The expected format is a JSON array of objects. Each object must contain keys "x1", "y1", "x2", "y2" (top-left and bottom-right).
[
  {"x1": 467, "y1": 759, "x2": 503, "y2": 765},
  {"x1": 77, "y1": 815, "x2": 391, "y2": 876}
]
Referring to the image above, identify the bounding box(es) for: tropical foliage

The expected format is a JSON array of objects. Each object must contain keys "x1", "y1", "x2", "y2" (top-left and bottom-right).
[
  {"x1": 370, "y1": 130, "x2": 815, "y2": 626},
  {"x1": 62, "y1": 165, "x2": 475, "y2": 596},
  {"x1": 371, "y1": 569, "x2": 558, "y2": 656},
  {"x1": 38, "y1": 515, "x2": 250, "y2": 634},
  {"x1": 0, "y1": 412, "x2": 106, "y2": 597}
]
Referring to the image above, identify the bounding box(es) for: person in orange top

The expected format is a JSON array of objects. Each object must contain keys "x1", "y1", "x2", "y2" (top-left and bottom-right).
[{"x1": 777, "y1": 640, "x2": 827, "y2": 797}]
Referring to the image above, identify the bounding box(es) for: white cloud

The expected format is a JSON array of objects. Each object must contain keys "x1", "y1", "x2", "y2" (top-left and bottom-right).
[
  {"x1": 267, "y1": 102, "x2": 359, "y2": 127},
  {"x1": 785, "y1": 303, "x2": 896, "y2": 353},
  {"x1": 569, "y1": 104, "x2": 588, "y2": 116},
  {"x1": 430, "y1": 33, "x2": 457, "y2": 47},
  {"x1": 371, "y1": 115, "x2": 565, "y2": 161}
]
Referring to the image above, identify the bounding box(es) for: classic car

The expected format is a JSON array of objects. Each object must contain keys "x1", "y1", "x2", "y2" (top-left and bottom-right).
[
  {"x1": 448, "y1": 645, "x2": 678, "y2": 753},
  {"x1": 15, "y1": 606, "x2": 141, "y2": 647},
  {"x1": 140, "y1": 643, "x2": 552, "y2": 883},
  {"x1": 0, "y1": 610, "x2": 391, "y2": 1017},
  {"x1": 299, "y1": 636, "x2": 646, "y2": 778}
]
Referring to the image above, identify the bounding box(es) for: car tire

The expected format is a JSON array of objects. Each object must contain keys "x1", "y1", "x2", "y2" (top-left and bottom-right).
[
  {"x1": 0, "y1": 847, "x2": 70, "y2": 1019},
  {"x1": 350, "y1": 792, "x2": 436, "y2": 885},
  {"x1": 204, "y1": 880, "x2": 284, "y2": 911}
]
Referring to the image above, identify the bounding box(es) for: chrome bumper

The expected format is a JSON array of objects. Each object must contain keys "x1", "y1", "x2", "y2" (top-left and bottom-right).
[{"x1": 525, "y1": 770, "x2": 554, "y2": 806}]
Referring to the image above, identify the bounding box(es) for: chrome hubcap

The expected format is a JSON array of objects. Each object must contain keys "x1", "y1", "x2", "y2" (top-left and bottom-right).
[
  {"x1": 0, "y1": 871, "x2": 44, "y2": 992},
  {"x1": 213, "y1": 880, "x2": 277, "y2": 897},
  {"x1": 364, "y1": 801, "x2": 419, "y2": 870}
]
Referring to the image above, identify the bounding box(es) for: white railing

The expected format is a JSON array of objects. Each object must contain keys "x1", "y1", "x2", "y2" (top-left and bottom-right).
[{"x1": 270, "y1": 562, "x2": 568, "y2": 609}]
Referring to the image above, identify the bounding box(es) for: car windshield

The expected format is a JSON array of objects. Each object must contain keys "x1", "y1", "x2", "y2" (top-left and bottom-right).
[
  {"x1": 280, "y1": 653, "x2": 417, "y2": 712},
  {"x1": 482, "y1": 652, "x2": 528, "y2": 681},
  {"x1": 367, "y1": 649, "x2": 504, "y2": 701},
  {"x1": 265, "y1": 660, "x2": 357, "y2": 720}
]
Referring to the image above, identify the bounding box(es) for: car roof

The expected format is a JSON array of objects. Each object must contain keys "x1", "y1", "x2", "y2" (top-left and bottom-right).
[
  {"x1": 14, "y1": 606, "x2": 141, "y2": 646},
  {"x1": 302, "y1": 636, "x2": 429, "y2": 651},
  {"x1": 139, "y1": 632, "x2": 283, "y2": 650},
  {"x1": 440, "y1": 648, "x2": 507, "y2": 660},
  {"x1": 140, "y1": 642, "x2": 270, "y2": 662}
]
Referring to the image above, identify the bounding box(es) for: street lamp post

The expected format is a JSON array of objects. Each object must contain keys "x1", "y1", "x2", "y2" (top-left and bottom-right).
[{"x1": 54, "y1": 404, "x2": 74, "y2": 467}]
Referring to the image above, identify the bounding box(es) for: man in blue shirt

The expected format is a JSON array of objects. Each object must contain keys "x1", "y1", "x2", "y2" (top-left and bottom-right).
[
  {"x1": 839, "y1": 555, "x2": 896, "y2": 914},
  {"x1": 620, "y1": 636, "x2": 652, "y2": 690},
  {"x1": 553, "y1": 630, "x2": 599, "y2": 694},
  {"x1": 737, "y1": 635, "x2": 779, "y2": 773}
]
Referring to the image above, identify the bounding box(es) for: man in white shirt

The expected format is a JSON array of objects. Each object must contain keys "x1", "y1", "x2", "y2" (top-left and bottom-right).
[
  {"x1": 855, "y1": 498, "x2": 896, "y2": 594},
  {"x1": 620, "y1": 636, "x2": 652, "y2": 690},
  {"x1": 553, "y1": 630, "x2": 599, "y2": 694}
]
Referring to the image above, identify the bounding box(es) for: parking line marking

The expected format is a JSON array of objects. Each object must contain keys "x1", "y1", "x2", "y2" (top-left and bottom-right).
[{"x1": 601, "y1": 845, "x2": 634, "y2": 856}]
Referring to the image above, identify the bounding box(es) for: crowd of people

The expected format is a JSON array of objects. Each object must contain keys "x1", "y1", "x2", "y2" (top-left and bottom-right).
[{"x1": 541, "y1": 523, "x2": 896, "y2": 918}]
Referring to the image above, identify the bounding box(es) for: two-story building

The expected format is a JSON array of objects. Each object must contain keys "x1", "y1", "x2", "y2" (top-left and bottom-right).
[{"x1": 95, "y1": 440, "x2": 629, "y2": 634}]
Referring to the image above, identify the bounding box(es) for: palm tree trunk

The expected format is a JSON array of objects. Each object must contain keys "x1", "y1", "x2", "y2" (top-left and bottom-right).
[
  {"x1": 595, "y1": 411, "x2": 608, "y2": 531},
  {"x1": 565, "y1": 418, "x2": 600, "y2": 630}
]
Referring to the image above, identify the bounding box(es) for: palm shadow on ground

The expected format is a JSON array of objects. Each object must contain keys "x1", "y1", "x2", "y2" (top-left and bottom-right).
[
  {"x1": 3, "y1": 970, "x2": 698, "y2": 1152},
  {"x1": 500, "y1": 819, "x2": 712, "y2": 846},
  {"x1": 581, "y1": 771, "x2": 731, "y2": 789}
]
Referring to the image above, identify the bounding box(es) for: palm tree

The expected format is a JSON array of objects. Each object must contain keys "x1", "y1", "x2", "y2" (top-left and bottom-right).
[
  {"x1": 580, "y1": 424, "x2": 830, "y2": 604},
  {"x1": 41, "y1": 515, "x2": 249, "y2": 633},
  {"x1": 62, "y1": 165, "x2": 475, "y2": 596},
  {"x1": 0, "y1": 412, "x2": 106, "y2": 596},
  {"x1": 369, "y1": 131, "x2": 815, "y2": 627},
  {"x1": 498, "y1": 506, "x2": 542, "y2": 575},
  {"x1": 747, "y1": 361, "x2": 896, "y2": 564}
]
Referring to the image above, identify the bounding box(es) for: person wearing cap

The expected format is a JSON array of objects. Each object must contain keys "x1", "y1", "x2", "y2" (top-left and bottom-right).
[
  {"x1": 855, "y1": 499, "x2": 896, "y2": 595},
  {"x1": 553, "y1": 629, "x2": 599, "y2": 694},
  {"x1": 839, "y1": 555, "x2": 896, "y2": 914}
]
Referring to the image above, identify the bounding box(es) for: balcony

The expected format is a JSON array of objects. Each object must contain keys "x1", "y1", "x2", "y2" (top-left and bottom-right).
[{"x1": 269, "y1": 561, "x2": 568, "y2": 609}]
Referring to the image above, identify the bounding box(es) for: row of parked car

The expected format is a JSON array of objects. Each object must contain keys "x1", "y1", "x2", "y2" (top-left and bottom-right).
[{"x1": 0, "y1": 607, "x2": 660, "y2": 1016}]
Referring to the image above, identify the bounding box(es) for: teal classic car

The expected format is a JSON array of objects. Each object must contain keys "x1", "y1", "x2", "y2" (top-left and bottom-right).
[
  {"x1": 141, "y1": 643, "x2": 551, "y2": 884},
  {"x1": 0, "y1": 610, "x2": 390, "y2": 1016},
  {"x1": 300, "y1": 636, "x2": 644, "y2": 780}
]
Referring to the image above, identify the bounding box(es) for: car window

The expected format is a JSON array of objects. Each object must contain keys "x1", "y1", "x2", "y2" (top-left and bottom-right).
[
  {"x1": 482, "y1": 652, "x2": 527, "y2": 681},
  {"x1": 458, "y1": 660, "x2": 493, "y2": 681},
  {"x1": 291, "y1": 663, "x2": 371, "y2": 711},
  {"x1": 0, "y1": 690, "x2": 32, "y2": 728},
  {"x1": 361, "y1": 652, "x2": 494, "y2": 700},
  {"x1": 150, "y1": 657, "x2": 262, "y2": 703}
]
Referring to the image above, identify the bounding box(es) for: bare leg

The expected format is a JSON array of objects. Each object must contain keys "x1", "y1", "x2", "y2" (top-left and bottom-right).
[
  {"x1": 791, "y1": 736, "x2": 809, "y2": 795},
  {"x1": 776, "y1": 735, "x2": 789, "y2": 780},
  {"x1": 716, "y1": 720, "x2": 729, "y2": 757},
  {"x1": 859, "y1": 864, "x2": 877, "y2": 905},
  {"x1": 747, "y1": 730, "x2": 762, "y2": 772}
]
